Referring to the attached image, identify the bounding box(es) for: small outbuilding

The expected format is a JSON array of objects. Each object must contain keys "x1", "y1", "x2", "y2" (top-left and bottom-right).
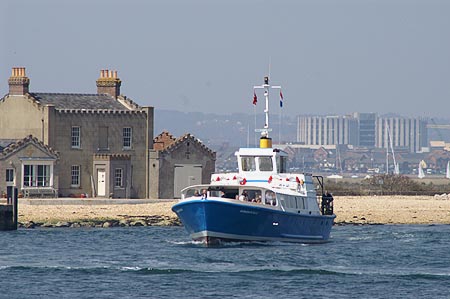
[{"x1": 149, "y1": 131, "x2": 216, "y2": 199}]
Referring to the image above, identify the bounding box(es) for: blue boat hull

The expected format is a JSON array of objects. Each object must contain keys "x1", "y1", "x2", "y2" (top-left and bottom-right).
[{"x1": 172, "y1": 199, "x2": 335, "y2": 244}]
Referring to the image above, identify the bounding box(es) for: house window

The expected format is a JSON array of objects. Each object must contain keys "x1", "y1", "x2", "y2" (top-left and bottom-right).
[
  {"x1": 23, "y1": 164, "x2": 51, "y2": 187},
  {"x1": 98, "y1": 126, "x2": 109, "y2": 150},
  {"x1": 71, "y1": 126, "x2": 81, "y2": 148},
  {"x1": 114, "y1": 168, "x2": 123, "y2": 188},
  {"x1": 6, "y1": 169, "x2": 14, "y2": 183},
  {"x1": 123, "y1": 127, "x2": 132, "y2": 149},
  {"x1": 71, "y1": 165, "x2": 80, "y2": 187}
]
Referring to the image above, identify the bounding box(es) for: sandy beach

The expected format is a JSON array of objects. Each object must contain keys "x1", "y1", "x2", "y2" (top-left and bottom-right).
[{"x1": 13, "y1": 195, "x2": 450, "y2": 226}]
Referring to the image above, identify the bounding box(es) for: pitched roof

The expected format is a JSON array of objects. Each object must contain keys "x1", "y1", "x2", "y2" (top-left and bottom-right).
[
  {"x1": 0, "y1": 139, "x2": 17, "y2": 150},
  {"x1": 0, "y1": 135, "x2": 59, "y2": 159},
  {"x1": 28, "y1": 93, "x2": 131, "y2": 110},
  {"x1": 154, "y1": 131, "x2": 215, "y2": 158},
  {"x1": 153, "y1": 131, "x2": 177, "y2": 151}
]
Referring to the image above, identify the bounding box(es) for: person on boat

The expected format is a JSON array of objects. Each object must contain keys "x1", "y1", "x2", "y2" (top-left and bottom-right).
[
  {"x1": 265, "y1": 190, "x2": 276, "y2": 205},
  {"x1": 321, "y1": 191, "x2": 334, "y2": 215},
  {"x1": 201, "y1": 189, "x2": 208, "y2": 199},
  {"x1": 194, "y1": 190, "x2": 201, "y2": 197},
  {"x1": 238, "y1": 191, "x2": 248, "y2": 201}
]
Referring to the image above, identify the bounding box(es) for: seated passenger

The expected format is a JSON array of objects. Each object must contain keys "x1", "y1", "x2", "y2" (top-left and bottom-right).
[
  {"x1": 194, "y1": 190, "x2": 200, "y2": 197},
  {"x1": 239, "y1": 191, "x2": 249, "y2": 201},
  {"x1": 265, "y1": 191, "x2": 275, "y2": 205}
]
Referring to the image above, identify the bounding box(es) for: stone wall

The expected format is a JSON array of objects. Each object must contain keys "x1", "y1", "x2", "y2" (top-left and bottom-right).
[
  {"x1": 0, "y1": 96, "x2": 46, "y2": 140},
  {"x1": 53, "y1": 110, "x2": 150, "y2": 198},
  {"x1": 149, "y1": 137, "x2": 215, "y2": 199}
]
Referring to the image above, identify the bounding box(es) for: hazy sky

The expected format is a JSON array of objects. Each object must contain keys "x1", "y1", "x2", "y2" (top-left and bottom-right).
[{"x1": 1, "y1": 0, "x2": 450, "y2": 118}]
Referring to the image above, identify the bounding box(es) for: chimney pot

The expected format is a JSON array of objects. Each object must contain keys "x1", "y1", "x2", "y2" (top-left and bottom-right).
[
  {"x1": 8, "y1": 67, "x2": 29, "y2": 95},
  {"x1": 96, "y1": 69, "x2": 121, "y2": 98}
]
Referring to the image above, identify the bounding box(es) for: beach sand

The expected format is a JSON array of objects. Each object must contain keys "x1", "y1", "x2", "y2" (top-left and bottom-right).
[
  {"x1": 16, "y1": 195, "x2": 450, "y2": 225},
  {"x1": 334, "y1": 195, "x2": 450, "y2": 225}
]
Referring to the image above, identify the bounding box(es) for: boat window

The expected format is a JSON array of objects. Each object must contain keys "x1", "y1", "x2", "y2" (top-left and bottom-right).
[
  {"x1": 209, "y1": 190, "x2": 222, "y2": 197},
  {"x1": 258, "y1": 156, "x2": 273, "y2": 171},
  {"x1": 265, "y1": 190, "x2": 276, "y2": 206},
  {"x1": 276, "y1": 156, "x2": 288, "y2": 173},
  {"x1": 241, "y1": 156, "x2": 256, "y2": 171},
  {"x1": 277, "y1": 194, "x2": 288, "y2": 208},
  {"x1": 243, "y1": 189, "x2": 262, "y2": 202},
  {"x1": 222, "y1": 189, "x2": 238, "y2": 199},
  {"x1": 185, "y1": 188, "x2": 201, "y2": 197}
]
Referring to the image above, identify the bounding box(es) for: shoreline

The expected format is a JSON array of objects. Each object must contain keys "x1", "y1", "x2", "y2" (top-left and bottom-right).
[{"x1": 11, "y1": 195, "x2": 450, "y2": 228}]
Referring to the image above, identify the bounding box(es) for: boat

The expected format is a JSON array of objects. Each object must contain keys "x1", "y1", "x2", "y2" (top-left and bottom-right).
[
  {"x1": 418, "y1": 160, "x2": 426, "y2": 179},
  {"x1": 446, "y1": 161, "x2": 450, "y2": 179},
  {"x1": 171, "y1": 76, "x2": 336, "y2": 245}
]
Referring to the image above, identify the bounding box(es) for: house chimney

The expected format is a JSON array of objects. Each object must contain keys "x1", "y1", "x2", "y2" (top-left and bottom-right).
[
  {"x1": 96, "y1": 69, "x2": 121, "y2": 98},
  {"x1": 8, "y1": 67, "x2": 30, "y2": 95}
]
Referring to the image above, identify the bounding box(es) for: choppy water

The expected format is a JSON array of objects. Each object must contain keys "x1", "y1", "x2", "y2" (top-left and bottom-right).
[{"x1": 1, "y1": 225, "x2": 449, "y2": 299}]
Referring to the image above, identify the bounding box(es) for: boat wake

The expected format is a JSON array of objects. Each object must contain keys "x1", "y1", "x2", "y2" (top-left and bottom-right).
[
  {"x1": 168, "y1": 239, "x2": 312, "y2": 248},
  {"x1": 2, "y1": 264, "x2": 449, "y2": 280}
]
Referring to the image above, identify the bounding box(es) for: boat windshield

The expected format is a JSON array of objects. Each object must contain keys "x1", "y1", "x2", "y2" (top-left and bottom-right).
[
  {"x1": 259, "y1": 156, "x2": 273, "y2": 171},
  {"x1": 241, "y1": 156, "x2": 256, "y2": 171},
  {"x1": 184, "y1": 187, "x2": 203, "y2": 197},
  {"x1": 242, "y1": 156, "x2": 274, "y2": 172}
]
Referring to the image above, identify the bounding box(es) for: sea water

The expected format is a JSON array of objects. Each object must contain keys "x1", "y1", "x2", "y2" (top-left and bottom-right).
[{"x1": 1, "y1": 225, "x2": 449, "y2": 299}]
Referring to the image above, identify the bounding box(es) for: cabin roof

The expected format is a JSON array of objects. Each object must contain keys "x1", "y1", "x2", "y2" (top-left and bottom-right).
[{"x1": 236, "y1": 147, "x2": 288, "y2": 156}]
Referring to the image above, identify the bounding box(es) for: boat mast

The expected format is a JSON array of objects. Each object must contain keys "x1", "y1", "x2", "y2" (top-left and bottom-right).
[
  {"x1": 386, "y1": 122, "x2": 398, "y2": 174},
  {"x1": 253, "y1": 76, "x2": 281, "y2": 147}
]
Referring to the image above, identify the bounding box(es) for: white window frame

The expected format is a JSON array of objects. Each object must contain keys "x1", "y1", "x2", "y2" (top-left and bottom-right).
[
  {"x1": 71, "y1": 165, "x2": 81, "y2": 187},
  {"x1": 21, "y1": 161, "x2": 54, "y2": 189},
  {"x1": 123, "y1": 127, "x2": 132, "y2": 149},
  {"x1": 114, "y1": 168, "x2": 123, "y2": 188},
  {"x1": 6, "y1": 168, "x2": 15, "y2": 186},
  {"x1": 71, "y1": 126, "x2": 81, "y2": 148}
]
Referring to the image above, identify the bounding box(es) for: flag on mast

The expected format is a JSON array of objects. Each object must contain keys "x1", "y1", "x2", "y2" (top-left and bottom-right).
[
  {"x1": 253, "y1": 91, "x2": 257, "y2": 105},
  {"x1": 279, "y1": 90, "x2": 284, "y2": 107}
]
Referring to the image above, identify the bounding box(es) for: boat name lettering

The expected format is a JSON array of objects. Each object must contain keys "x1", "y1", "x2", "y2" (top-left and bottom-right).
[{"x1": 240, "y1": 210, "x2": 258, "y2": 215}]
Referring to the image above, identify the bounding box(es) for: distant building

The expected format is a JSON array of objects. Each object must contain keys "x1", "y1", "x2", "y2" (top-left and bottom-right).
[
  {"x1": 297, "y1": 112, "x2": 427, "y2": 153},
  {"x1": 376, "y1": 116, "x2": 428, "y2": 153},
  {"x1": 353, "y1": 112, "x2": 377, "y2": 147},
  {"x1": 0, "y1": 67, "x2": 153, "y2": 198},
  {"x1": 297, "y1": 115, "x2": 358, "y2": 146}
]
